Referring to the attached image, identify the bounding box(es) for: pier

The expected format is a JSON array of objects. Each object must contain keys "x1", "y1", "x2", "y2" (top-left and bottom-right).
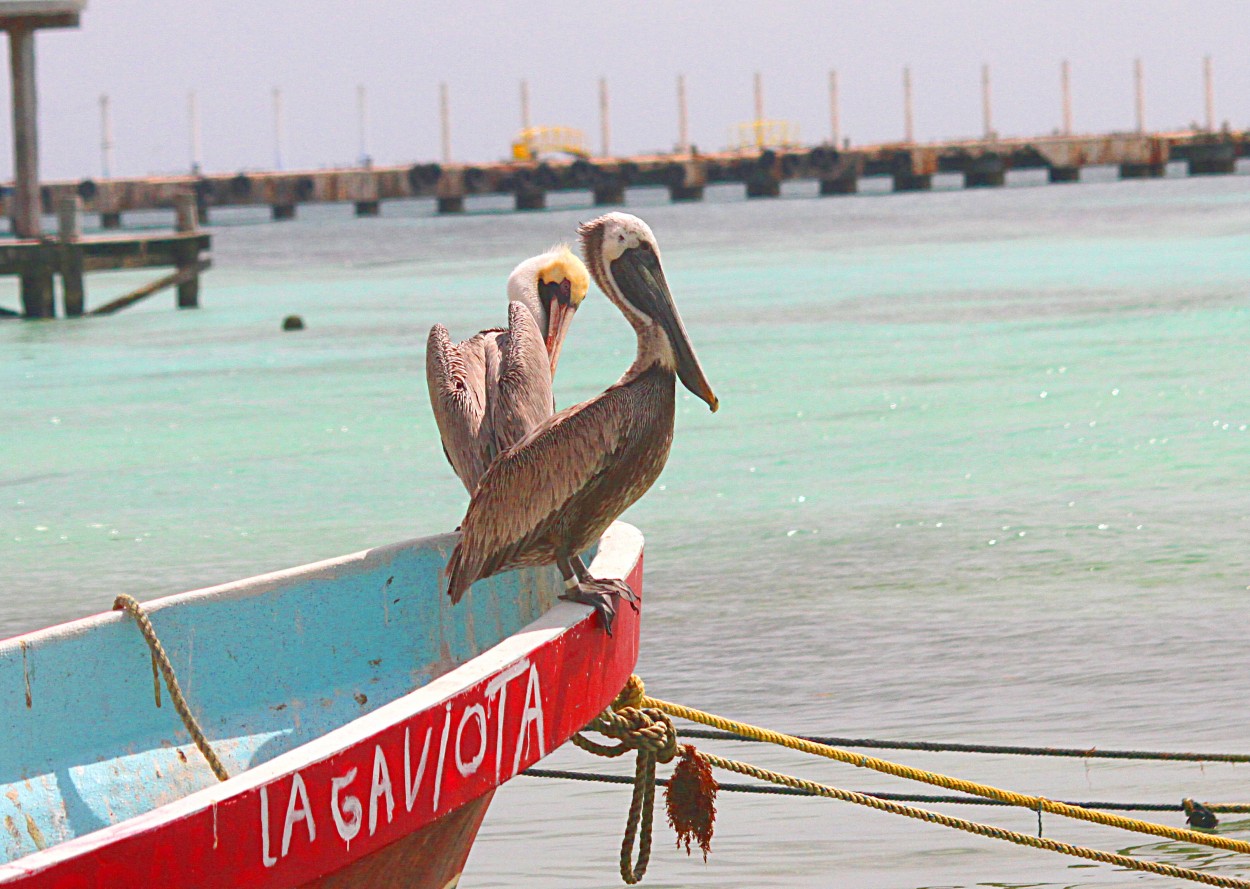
[
  {"x1": 0, "y1": 0, "x2": 211, "y2": 319},
  {"x1": 13, "y1": 128, "x2": 1245, "y2": 228}
]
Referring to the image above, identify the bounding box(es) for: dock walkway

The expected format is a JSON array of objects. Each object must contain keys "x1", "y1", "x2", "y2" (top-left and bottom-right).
[{"x1": 12, "y1": 129, "x2": 1245, "y2": 226}]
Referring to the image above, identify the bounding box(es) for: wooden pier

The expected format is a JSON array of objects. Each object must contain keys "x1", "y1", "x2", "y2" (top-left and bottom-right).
[
  {"x1": 0, "y1": 192, "x2": 210, "y2": 318},
  {"x1": 10, "y1": 128, "x2": 1245, "y2": 228},
  {"x1": 0, "y1": 1, "x2": 211, "y2": 319}
]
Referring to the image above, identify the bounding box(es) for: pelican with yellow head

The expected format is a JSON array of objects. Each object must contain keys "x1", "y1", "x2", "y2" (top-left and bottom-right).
[{"x1": 426, "y1": 245, "x2": 589, "y2": 491}]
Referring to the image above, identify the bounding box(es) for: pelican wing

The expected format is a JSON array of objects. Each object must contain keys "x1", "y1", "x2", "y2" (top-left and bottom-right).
[
  {"x1": 484, "y1": 301, "x2": 555, "y2": 464},
  {"x1": 445, "y1": 388, "x2": 628, "y2": 602},
  {"x1": 426, "y1": 324, "x2": 491, "y2": 491}
]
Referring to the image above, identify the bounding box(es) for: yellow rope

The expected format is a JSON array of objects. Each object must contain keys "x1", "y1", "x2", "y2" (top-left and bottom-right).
[
  {"x1": 113, "y1": 594, "x2": 230, "y2": 782},
  {"x1": 701, "y1": 752, "x2": 1250, "y2": 889},
  {"x1": 642, "y1": 691, "x2": 1250, "y2": 857}
]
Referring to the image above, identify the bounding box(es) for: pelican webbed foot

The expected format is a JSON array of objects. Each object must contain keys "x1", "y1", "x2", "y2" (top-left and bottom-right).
[{"x1": 558, "y1": 556, "x2": 638, "y2": 636}]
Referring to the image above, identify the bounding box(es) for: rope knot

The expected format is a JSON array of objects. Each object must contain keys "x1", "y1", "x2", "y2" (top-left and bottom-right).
[
  {"x1": 612, "y1": 674, "x2": 646, "y2": 711},
  {"x1": 572, "y1": 678, "x2": 679, "y2": 884}
]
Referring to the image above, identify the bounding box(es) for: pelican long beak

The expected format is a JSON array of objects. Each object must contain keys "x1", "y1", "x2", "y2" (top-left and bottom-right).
[
  {"x1": 544, "y1": 299, "x2": 577, "y2": 377},
  {"x1": 611, "y1": 247, "x2": 719, "y2": 412}
]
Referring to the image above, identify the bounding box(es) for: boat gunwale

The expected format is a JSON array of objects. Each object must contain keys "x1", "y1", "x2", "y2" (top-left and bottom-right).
[
  {"x1": 0, "y1": 521, "x2": 644, "y2": 883},
  {"x1": 0, "y1": 532, "x2": 460, "y2": 657}
]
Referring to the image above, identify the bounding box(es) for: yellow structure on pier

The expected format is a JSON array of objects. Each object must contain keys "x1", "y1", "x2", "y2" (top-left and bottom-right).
[
  {"x1": 511, "y1": 126, "x2": 591, "y2": 161},
  {"x1": 731, "y1": 119, "x2": 801, "y2": 151}
]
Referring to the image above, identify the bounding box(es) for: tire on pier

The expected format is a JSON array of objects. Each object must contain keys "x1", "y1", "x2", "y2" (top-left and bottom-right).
[
  {"x1": 230, "y1": 174, "x2": 252, "y2": 198},
  {"x1": 295, "y1": 176, "x2": 317, "y2": 201},
  {"x1": 407, "y1": 163, "x2": 442, "y2": 191},
  {"x1": 939, "y1": 150, "x2": 971, "y2": 174},
  {"x1": 887, "y1": 151, "x2": 913, "y2": 175},
  {"x1": 77, "y1": 179, "x2": 98, "y2": 201},
  {"x1": 569, "y1": 159, "x2": 599, "y2": 188},
  {"x1": 463, "y1": 167, "x2": 487, "y2": 192},
  {"x1": 534, "y1": 163, "x2": 560, "y2": 190},
  {"x1": 808, "y1": 146, "x2": 839, "y2": 172},
  {"x1": 780, "y1": 152, "x2": 801, "y2": 176}
]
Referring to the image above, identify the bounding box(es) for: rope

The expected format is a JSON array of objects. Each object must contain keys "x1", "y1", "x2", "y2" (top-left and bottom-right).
[
  {"x1": 678, "y1": 727, "x2": 1250, "y2": 763},
  {"x1": 113, "y1": 594, "x2": 230, "y2": 782},
  {"x1": 700, "y1": 752, "x2": 1250, "y2": 889},
  {"x1": 520, "y1": 768, "x2": 1250, "y2": 813},
  {"x1": 643, "y1": 692, "x2": 1250, "y2": 857},
  {"x1": 571, "y1": 677, "x2": 677, "y2": 884}
]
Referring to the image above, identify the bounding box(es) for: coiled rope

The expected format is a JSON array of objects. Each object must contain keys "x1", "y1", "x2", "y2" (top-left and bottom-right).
[
  {"x1": 570, "y1": 682, "x2": 678, "y2": 884},
  {"x1": 113, "y1": 594, "x2": 230, "y2": 782}
]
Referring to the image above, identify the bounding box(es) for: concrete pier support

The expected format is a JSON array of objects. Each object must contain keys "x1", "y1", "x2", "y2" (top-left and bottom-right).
[
  {"x1": 1048, "y1": 166, "x2": 1080, "y2": 183},
  {"x1": 354, "y1": 200, "x2": 380, "y2": 217},
  {"x1": 819, "y1": 170, "x2": 858, "y2": 195},
  {"x1": 435, "y1": 168, "x2": 466, "y2": 214},
  {"x1": 1188, "y1": 144, "x2": 1236, "y2": 175},
  {"x1": 745, "y1": 178, "x2": 780, "y2": 198},
  {"x1": 746, "y1": 152, "x2": 780, "y2": 198},
  {"x1": 892, "y1": 172, "x2": 931, "y2": 192},
  {"x1": 964, "y1": 155, "x2": 1005, "y2": 188},
  {"x1": 668, "y1": 184, "x2": 703, "y2": 202},
  {"x1": 100, "y1": 211, "x2": 122, "y2": 229},
  {"x1": 272, "y1": 203, "x2": 296, "y2": 221},
  {"x1": 1119, "y1": 161, "x2": 1164, "y2": 179},
  {"x1": 593, "y1": 184, "x2": 625, "y2": 205},
  {"x1": 514, "y1": 189, "x2": 545, "y2": 211}
]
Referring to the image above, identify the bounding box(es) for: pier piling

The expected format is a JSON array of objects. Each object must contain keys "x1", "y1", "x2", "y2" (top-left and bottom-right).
[
  {"x1": 3, "y1": 3, "x2": 85, "y2": 317},
  {"x1": 893, "y1": 172, "x2": 930, "y2": 192},
  {"x1": 173, "y1": 193, "x2": 199, "y2": 308},
  {"x1": 965, "y1": 154, "x2": 1005, "y2": 188},
  {"x1": 57, "y1": 195, "x2": 84, "y2": 316},
  {"x1": 593, "y1": 183, "x2": 624, "y2": 206}
]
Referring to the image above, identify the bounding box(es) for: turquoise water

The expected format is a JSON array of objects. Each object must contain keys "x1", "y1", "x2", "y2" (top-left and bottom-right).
[{"x1": 3, "y1": 174, "x2": 1250, "y2": 887}]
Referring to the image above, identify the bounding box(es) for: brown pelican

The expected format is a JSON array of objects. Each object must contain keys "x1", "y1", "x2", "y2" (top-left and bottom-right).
[
  {"x1": 445, "y1": 212, "x2": 718, "y2": 633},
  {"x1": 426, "y1": 246, "x2": 588, "y2": 491}
]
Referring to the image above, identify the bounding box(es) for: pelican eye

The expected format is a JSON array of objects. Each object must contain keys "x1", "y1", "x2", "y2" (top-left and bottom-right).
[{"x1": 539, "y1": 277, "x2": 574, "y2": 305}]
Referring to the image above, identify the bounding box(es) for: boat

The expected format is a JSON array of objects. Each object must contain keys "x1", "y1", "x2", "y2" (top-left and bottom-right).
[{"x1": 0, "y1": 522, "x2": 644, "y2": 888}]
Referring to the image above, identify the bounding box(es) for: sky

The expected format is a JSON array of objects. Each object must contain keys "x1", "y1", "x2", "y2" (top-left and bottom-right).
[{"x1": 5, "y1": 0, "x2": 1249, "y2": 181}]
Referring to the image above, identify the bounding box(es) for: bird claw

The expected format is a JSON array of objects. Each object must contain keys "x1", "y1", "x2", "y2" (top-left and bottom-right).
[{"x1": 559, "y1": 577, "x2": 639, "y2": 636}]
